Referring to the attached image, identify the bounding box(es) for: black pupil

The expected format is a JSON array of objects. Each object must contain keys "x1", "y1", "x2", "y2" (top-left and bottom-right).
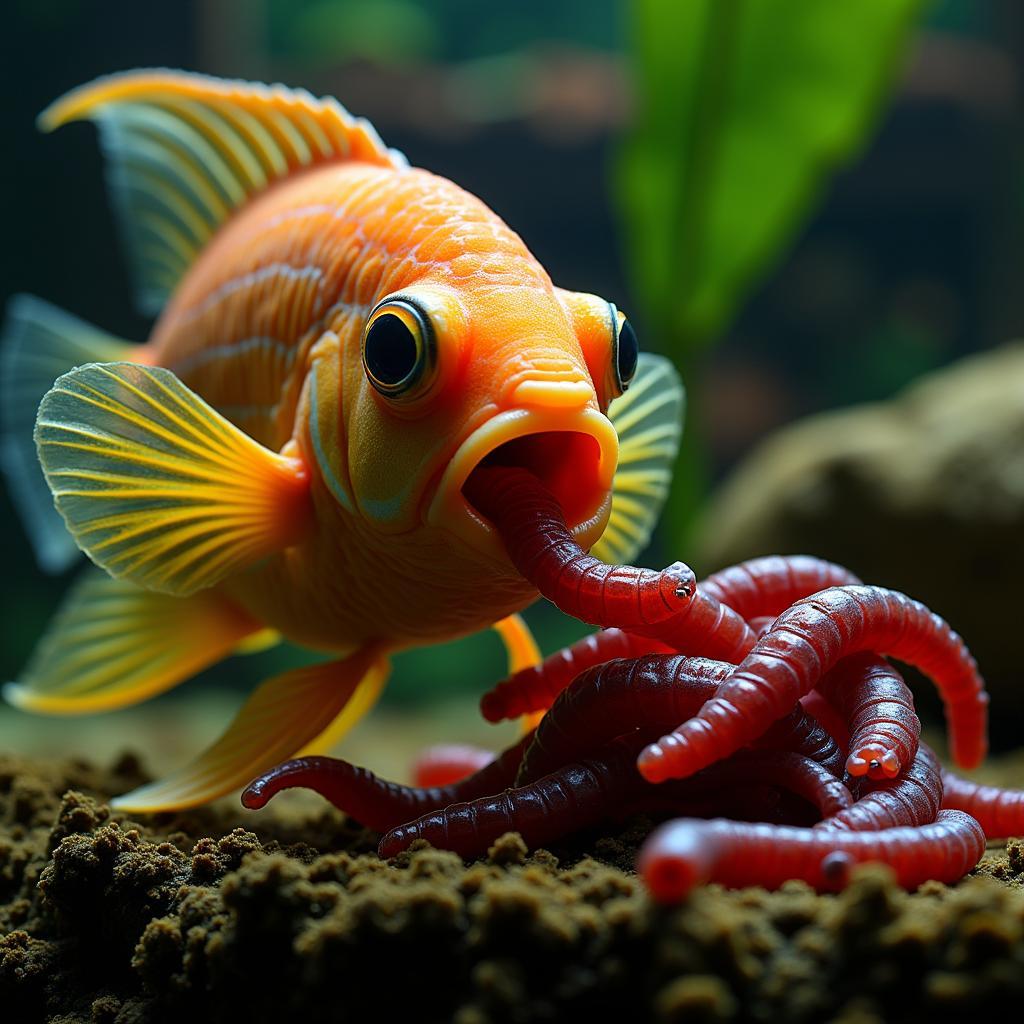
[
  {"x1": 617, "y1": 319, "x2": 639, "y2": 385},
  {"x1": 365, "y1": 312, "x2": 419, "y2": 386}
]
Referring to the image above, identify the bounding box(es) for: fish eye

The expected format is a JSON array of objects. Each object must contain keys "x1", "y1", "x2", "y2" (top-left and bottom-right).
[
  {"x1": 609, "y1": 304, "x2": 639, "y2": 394},
  {"x1": 362, "y1": 297, "x2": 436, "y2": 399}
]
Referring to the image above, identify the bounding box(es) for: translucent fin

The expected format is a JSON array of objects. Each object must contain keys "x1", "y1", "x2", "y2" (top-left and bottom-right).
[
  {"x1": 3, "y1": 568, "x2": 258, "y2": 715},
  {"x1": 593, "y1": 353, "x2": 685, "y2": 564},
  {"x1": 296, "y1": 658, "x2": 389, "y2": 756},
  {"x1": 0, "y1": 295, "x2": 135, "y2": 573},
  {"x1": 110, "y1": 647, "x2": 390, "y2": 811},
  {"x1": 35, "y1": 362, "x2": 311, "y2": 596},
  {"x1": 40, "y1": 69, "x2": 406, "y2": 316}
]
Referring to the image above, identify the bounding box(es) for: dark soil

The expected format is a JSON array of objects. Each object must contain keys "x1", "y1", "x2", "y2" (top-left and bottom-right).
[{"x1": 3, "y1": 751, "x2": 1024, "y2": 1024}]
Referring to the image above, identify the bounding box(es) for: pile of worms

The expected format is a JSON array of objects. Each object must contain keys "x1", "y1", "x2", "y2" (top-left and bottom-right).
[{"x1": 243, "y1": 465, "x2": 1019, "y2": 901}]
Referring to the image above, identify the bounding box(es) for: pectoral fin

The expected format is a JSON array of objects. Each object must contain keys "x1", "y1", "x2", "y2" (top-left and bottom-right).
[
  {"x1": 35, "y1": 362, "x2": 311, "y2": 596},
  {"x1": 4, "y1": 568, "x2": 261, "y2": 715},
  {"x1": 594, "y1": 353, "x2": 684, "y2": 564},
  {"x1": 110, "y1": 647, "x2": 390, "y2": 812}
]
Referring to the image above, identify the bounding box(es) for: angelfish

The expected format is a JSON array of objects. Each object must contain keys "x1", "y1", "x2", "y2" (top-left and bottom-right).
[{"x1": 0, "y1": 71, "x2": 683, "y2": 811}]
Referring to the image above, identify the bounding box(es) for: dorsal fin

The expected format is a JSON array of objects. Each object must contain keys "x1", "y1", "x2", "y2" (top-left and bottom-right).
[{"x1": 40, "y1": 69, "x2": 407, "y2": 316}]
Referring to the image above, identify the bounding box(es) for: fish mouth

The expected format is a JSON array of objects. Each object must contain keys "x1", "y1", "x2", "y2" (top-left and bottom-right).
[{"x1": 427, "y1": 407, "x2": 618, "y2": 562}]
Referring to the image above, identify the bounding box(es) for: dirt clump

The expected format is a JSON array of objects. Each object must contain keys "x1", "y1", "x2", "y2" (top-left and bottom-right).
[{"x1": 3, "y1": 750, "x2": 1024, "y2": 1023}]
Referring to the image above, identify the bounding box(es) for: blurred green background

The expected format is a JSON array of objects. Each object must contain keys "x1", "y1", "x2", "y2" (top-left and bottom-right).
[{"x1": 1, "y1": 0, "x2": 1022, "y2": 777}]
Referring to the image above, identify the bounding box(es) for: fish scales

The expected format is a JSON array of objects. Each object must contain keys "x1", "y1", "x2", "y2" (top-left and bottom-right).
[
  {"x1": 3, "y1": 70, "x2": 683, "y2": 812},
  {"x1": 150, "y1": 164, "x2": 545, "y2": 451}
]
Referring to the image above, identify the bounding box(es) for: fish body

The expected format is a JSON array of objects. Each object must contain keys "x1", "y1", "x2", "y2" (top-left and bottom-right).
[
  {"x1": 0, "y1": 71, "x2": 684, "y2": 810},
  {"x1": 152, "y1": 160, "x2": 604, "y2": 651}
]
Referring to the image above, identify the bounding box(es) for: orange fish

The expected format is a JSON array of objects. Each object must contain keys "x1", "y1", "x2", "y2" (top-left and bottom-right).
[{"x1": 0, "y1": 70, "x2": 683, "y2": 811}]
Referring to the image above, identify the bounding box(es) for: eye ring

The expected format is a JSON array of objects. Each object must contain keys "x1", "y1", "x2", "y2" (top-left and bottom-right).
[
  {"x1": 362, "y1": 297, "x2": 437, "y2": 400},
  {"x1": 608, "y1": 303, "x2": 639, "y2": 395}
]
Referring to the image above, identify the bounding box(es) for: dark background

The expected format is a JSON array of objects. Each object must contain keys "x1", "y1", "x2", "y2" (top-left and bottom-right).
[{"x1": 1, "y1": 0, "x2": 1021, "y2": 721}]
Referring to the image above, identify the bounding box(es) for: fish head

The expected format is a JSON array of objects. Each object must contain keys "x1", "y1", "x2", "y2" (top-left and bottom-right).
[{"x1": 329, "y1": 275, "x2": 639, "y2": 562}]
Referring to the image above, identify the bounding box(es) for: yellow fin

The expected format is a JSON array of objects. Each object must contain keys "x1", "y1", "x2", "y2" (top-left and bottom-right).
[
  {"x1": 110, "y1": 647, "x2": 390, "y2": 812},
  {"x1": 3, "y1": 568, "x2": 258, "y2": 715},
  {"x1": 492, "y1": 613, "x2": 542, "y2": 674},
  {"x1": 40, "y1": 69, "x2": 405, "y2": 315},
  {"x1": 492, "y1": 613, "x2": 547, "y2": 733},
  {"x1": 35, "y1": 362, "x2": 311, "y2": 596},
  {"x1": 593, "y1": 353, "x2": 684, "y2": 565}
]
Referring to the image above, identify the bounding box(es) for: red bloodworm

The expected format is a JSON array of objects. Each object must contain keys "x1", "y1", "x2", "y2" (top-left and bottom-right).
[
  {"x1": 464, "y1": 465, "x2": 696, "y2": 629},
  {"x1": 653, "y1": 751, "x2": 853, "y2": 820},
  {"x1": 630, "y1": 590, "x2": 758, "y2": 664},
  {"x1": 798, "y1": 689, "x2": 851, "y2": 755},
  {"x1": 639, "y1": 810, "x2": 986, "y2": 901},
  {"x1": 480, "y1": 627, "x2": 671, "y2": 723},
  {"x1": 515, "y1": 655, "x2": 730, "y2": 785},
  {"x1": 700, "y1": 555, "x2": 862, "y2": 621},
  {"x1": 378, "y1": 739, "x2": 646, "y2": 859},
  {"x1": 638, "y1": 586, "x2": 988, "y2": 783},
  {"x1": 816, "y1": 653, "x2": 920, "y2": 780},
  {"x1": 412, "y1": 744, "x2": 496, "y2": 788},
  {"x1": 941, "y1": 770, "x2": 1024, "y2": 839},
  {"x1": 515, "y1": 654, "x2": 850, "y2": 787},
  {"x1": 819, "y1": 744, "x2": 942, "y2": 831},
  {"x1": 755, "y1": 701, "x2": 846, "y2": 779},
  {"x1": 241, "y1": 735, "x2": 532, "y2": 831}
]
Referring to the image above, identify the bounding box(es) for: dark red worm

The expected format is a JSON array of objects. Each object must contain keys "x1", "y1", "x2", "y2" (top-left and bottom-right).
[
  {"x1": 941, "y1": 770, "x2": 1024, "y2": 839},
  {"x1": 700, "y1": 555, "x2": 861, "y2": 621},
  {"x1": 630, "y1": 590, "x2": 758, "y2": 664},
  {"x1": 639, "y1": 810, "x2": 986, "y2": 900},
  {"x1": 515, "y1": 654, "x2": 846, "y2": 786},
  {"x1": 515, "y1": 655, "x2": 730, "y2": 785},
  {"x1": 464, "y1": 465, "x2": 696, "y2": 629},
  {"x1": 638, "y1": 586, "x2": 988, "y2": 783},
  {"x1": 480, "y1": 628, "x2": 671, "y2": 723},
  {"x1": 412, "y1": 744, "x2": 496, "y2": 788},
  {"x1": 378, "y1": 738, "x2": 647, "y2": 859},
  {"x1": 820, "y1": 744, "x2": 943, "y2": 832},
  {"x1": 797, "y1": 689, "x2": 851, "y2": 756},
  {"x1": 241, "y1": 734, "x2": 532, "y2": 831},
  {"x1": 817, "y1": 653, "x2": 920, "y2": 780},
  {"x1": 756, "y1": 700, "x2": 846, "y2": 779},
  {"x1": 627, "y1": 555, "x2": 859, "y2": 667},
  {"x1": 649, "y1": 751, "x2": 853, "y2": 821}
]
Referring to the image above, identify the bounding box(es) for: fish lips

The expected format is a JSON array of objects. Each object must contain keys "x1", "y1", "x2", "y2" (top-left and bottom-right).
[{"x1": 427, "y1": 406, "x2": 618, "y2": 563}]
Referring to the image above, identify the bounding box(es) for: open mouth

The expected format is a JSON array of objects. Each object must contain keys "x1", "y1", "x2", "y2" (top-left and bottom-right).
[{"x1": 426, "y1": 408, "x2": 618, "y2": 561}]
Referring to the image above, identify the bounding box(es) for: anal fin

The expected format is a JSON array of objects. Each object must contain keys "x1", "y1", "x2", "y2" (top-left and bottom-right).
[
  {"x1": 35, "y1": 362, "x2": 312, "y2": 595},
  {"x1": 4, "y1": 568, "x2": 260, "y2": 714},
  {"x1": 111, "y1": 647, "x2": 390, "y2": 811}
]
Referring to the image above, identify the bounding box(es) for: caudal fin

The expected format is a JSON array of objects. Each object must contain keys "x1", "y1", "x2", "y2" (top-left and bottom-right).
[{"x1": 0, "y1": 295, "x2": 134, "y2": 572}]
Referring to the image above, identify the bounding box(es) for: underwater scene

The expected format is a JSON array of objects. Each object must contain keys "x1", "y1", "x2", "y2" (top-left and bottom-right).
[{"x1": 3, "y1": 1, "x2": 1024, "y2": 1021}]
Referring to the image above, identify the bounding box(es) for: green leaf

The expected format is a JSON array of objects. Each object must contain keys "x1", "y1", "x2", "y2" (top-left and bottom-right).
[{"x1": 617, "y1": 0, "x2": 925, "y2": 355}]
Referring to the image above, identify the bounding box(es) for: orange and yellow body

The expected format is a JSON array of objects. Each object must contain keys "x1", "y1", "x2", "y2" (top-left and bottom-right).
[{"x1": 1, "y1": 70, "x2": 680, "y2": 812}]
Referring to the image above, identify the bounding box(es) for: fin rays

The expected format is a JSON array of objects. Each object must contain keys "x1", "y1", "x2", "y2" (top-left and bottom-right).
[
  {"x1": 41, "y1": 69, "x2": 405, "y2": 314},
  {"x1": 592, "y1": 353, "x2": 685, "y2": 565},
  {"x1": 110, "y1": 648, "x2": 390, "y2": 811},
  {"x1": 36, "y1": 362, "x2": 310, "y2": 595},
  {"x1": 4, "y1": 570, "x2": 259, "y2": 713}
]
